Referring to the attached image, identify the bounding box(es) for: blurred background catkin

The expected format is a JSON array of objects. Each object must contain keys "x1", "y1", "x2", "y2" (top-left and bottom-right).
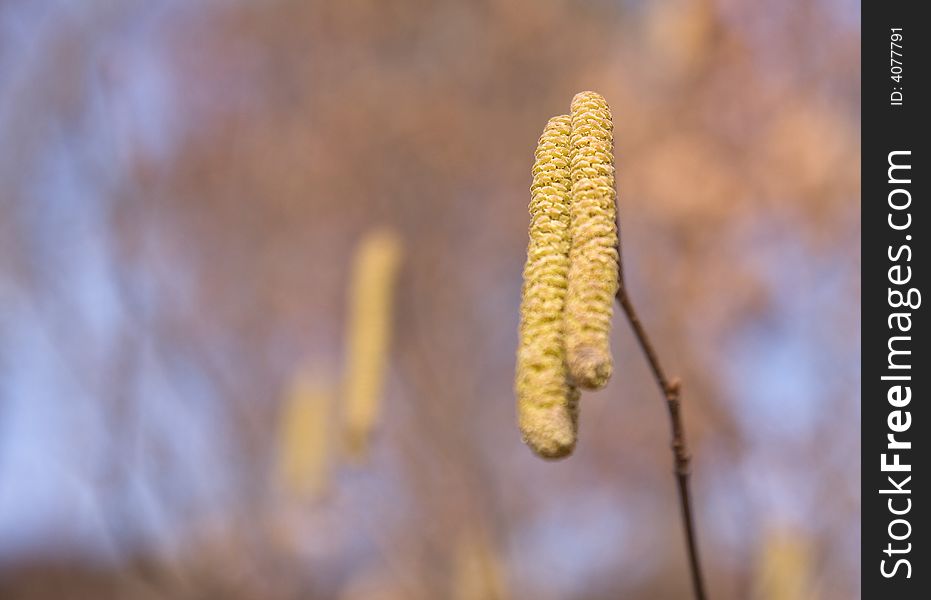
[{"x1": 0, "y1": 1, "x2": 859, "y2": 599}]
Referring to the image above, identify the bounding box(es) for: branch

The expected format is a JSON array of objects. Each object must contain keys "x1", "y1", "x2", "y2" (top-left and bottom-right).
[{"x1": 615, "y1": 282, "x2": 709, "y2": 600}]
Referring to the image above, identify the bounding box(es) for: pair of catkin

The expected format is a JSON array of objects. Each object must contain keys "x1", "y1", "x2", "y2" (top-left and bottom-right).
[
  {"x1": 276, "y1": 228, "x2": 402, "y2": 509},
  {"x1": 516, "y1": 91, "x2": 619, "y2": 459}
]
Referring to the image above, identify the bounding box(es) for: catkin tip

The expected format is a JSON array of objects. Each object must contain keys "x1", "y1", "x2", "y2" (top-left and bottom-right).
[
  {"x1": 570, "y1": 91, "x2": 612, "y2": 115},
  {"x1": 568, "y1": 345, "x2": 613, "y2": 390},
  {"x1": 518, "y1": 393, "x2": 579, "y2": 460}
]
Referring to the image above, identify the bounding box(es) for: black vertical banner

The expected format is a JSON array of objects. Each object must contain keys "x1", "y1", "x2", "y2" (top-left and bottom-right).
[{"x1": 863, "y1": 1, "x2": 928, "y2": 597}]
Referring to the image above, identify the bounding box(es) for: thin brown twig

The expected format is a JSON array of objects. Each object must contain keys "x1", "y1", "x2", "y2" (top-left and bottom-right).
[{"x1": 615, "y1": 281, "x2": 708, "y2": 600}]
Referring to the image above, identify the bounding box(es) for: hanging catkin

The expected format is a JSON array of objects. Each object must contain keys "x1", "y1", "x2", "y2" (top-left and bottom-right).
[
  {"x1": 753, "y1": 526, "x2": 816, "y2": 600},
  {"x1": 516, "y1": 115, "x2": 580, "y2": 459},
  {"x1": 277, "y1": 374, "x2": 331, "y2": 501},
  {"x1": 451, "y1": 528, "x2": 509, "y2": 600},
  {"x1": 565, "y1": 91, "x2": 619, "y2": 390},
  {"x1": 342, "y1": 229, "x2": 403, "y2": 460}
]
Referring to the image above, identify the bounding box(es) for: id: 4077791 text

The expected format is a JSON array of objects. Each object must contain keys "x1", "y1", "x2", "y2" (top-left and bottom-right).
[{"x1": 890, "y1": 28, "x2": 903, "y2": 106}]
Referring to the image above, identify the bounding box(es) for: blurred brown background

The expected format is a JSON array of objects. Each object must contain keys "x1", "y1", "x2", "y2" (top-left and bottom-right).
[{"x1": 0, "y1": 0, "x2": 859, "y2": 598}]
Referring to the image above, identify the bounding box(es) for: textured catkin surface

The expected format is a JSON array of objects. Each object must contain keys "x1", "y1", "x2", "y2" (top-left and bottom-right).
[
  {"x1": 565, "y1": 91, "x2": 619, "y2": 390},
  {"x1": 342, "y1": 229, "x2": 403, "y2": 460},
  {"x1": 516, "y1": 115, "x2": 580, "y2": 459}
]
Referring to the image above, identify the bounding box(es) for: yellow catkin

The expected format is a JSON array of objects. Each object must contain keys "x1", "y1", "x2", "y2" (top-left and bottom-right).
[
  {"x1": 516, "y1": 115, "x2": 580, "y2": 459},
  {"x1": 342, "y1": 229, "x2": 403, "y2": 461},
  {"x1": 753, "y1": 527, "x2": 818, "y2": 600},
  {"x1": 565, "y1": 91, "x2": 619, "y2": 390},
  {"x1": 277, "y1": 374, "x2": 331, "y2": 502},
  {"x1": 452, "y1": 528, "x2": 509, "y2": 600}
]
